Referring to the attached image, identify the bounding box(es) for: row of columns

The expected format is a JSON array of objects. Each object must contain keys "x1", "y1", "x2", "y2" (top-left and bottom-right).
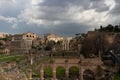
[{"x1": 40, "y1": 64, "x2": 83, "y2": 80}]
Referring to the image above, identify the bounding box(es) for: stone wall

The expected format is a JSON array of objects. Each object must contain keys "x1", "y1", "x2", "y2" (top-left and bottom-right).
[{"x1": 11, "y1": 40, "x2": 32, "y2": 53}]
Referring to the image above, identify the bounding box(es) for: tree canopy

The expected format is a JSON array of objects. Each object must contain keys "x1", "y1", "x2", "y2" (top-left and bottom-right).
[{"x1": 97, "y1": 24, "x2": 120, "y2": 32}]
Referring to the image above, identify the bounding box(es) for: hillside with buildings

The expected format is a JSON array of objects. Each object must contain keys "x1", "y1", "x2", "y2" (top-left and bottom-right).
[{"x1": 0, "y1": 25, "x2": 120, "y2": 80}]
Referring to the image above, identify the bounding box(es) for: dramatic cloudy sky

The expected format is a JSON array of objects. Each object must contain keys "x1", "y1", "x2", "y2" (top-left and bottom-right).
[{"x1": 0, "y1": 0, "x2": 119, "y2": 36}]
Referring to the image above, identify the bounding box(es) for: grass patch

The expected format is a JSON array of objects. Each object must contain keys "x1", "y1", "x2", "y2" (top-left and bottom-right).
[
  {"x1": 0, "y1": 54, "x2": 7, "y2": 58},
  {"x1": 32, "y1": 70, "x2": 40, "y2": 78},
  {"x1": 0, "y1": 55, "x2": 25, "y2": 62}
]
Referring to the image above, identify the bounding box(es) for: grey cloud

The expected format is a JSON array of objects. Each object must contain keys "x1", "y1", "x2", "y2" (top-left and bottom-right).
[
  {"x1": 38, "y1": 0, "x2": 109, "y2": 11},
  {"x1": 0, "y1": 21, "x2": 16, "y2": 34},
  {"x1": 0, "y1": 0, "x2": 115, "y2": 36},
  {"x1": 19, "y1": 0, "x2": 112, "y2": 36},
  {"x1": 107, "y1": 0, "x2": 120, "y2": 26},
  {"x1": 48, "y1": 23, "x2": 91, "y2": 36},
  {"x1": 90, "y1": 0, "x2": 110, "y2": 12},
  {"x1": 16, "y1": 21, "x2": 90, "y2": 37},
  {"x1": 33, "y1": 0, "x2": 110, "y2": 22},
  {"x1": 110, "y1": 0, "x2": 120, "y2": 15},
  {"x1": 0, "y1": 0, "x2": 30, "y2": 17},
  {"x1": 36, "y1": 7, "x2": 67, "y2": 21},
  {"x1": 30, "y1": 0, "x2": 109, "y2": 22}
]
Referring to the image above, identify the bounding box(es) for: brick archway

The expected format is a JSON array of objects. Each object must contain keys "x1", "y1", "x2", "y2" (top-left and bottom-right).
[
  {"x1": 40, "y1": 58, "x2": 103, "y2": 80},
  {"x1": 83, "y1": 69, "x2": 95, "y2": 80}
]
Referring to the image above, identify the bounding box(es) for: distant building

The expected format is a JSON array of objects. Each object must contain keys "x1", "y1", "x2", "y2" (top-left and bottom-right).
[
  {"x1": 0, "y1": 39, "x2": 10, "y2": 54},
  {"x1": 12, "y1": 32, "x2": 39, "y2": 41},
  {"x1": 0, "y1": 34, "x2": 9, "y2": 38},
  {"x1": 11, "y1": 32, "x2": 39, "y2": 53},
  {"x1": 2, "y1": 48, "x2": 10, "y2": 54},
  {"x1": 32, "y1": 38, "x2": 44, "y2": 50},
  {"x1": 87, "y1": 31, "x2": 98, "y2": 38},
  {"x1": 0, "y1": 47, "x2": 10, "y2": 54},
  {"x1": 44, "y1": 33, "x2": 64, "y2": 42},
  {"x1": 87, "y1": 31, "x2": 118, "y2": 44},
  {"x1": 104, "y1": 32, "x2": 117, "y2": 44}
]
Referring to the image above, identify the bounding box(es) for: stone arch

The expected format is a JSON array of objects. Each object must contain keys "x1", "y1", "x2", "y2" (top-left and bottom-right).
[
  {"x1": 83, "y1": 69, "x2": 95, "y2": 80},
  {"x1": 56, "y1": 66, "x2": 65, "y2": 80},
  {"x1": 44, "y1": 66, "x2": 53, "y2": 79},
  {"x1": 69, "y1": 66, "x2": 79, "y2": 80},
  {"x1": 95, "y1": 65, "x2": 105, "y2": 80}
]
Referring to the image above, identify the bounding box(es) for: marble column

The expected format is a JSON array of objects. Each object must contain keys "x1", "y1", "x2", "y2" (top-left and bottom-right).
[
  {"x1": 53, "y1": 64, "x2": 56, "y2": 80},
  {"x1": 65, "y1": 69, "x2": 69, "y2": 80},
  {"x1": 79, "y1": 67, "x2": 81, "y2": 80},
  {"x1": 40, "y1": 64, "x2": 44, "y2": 80},
  {"x1": 65, "y1": 64, "x2": 69, "y2": 80},
  {"x1": 65, "y1": 59, "x2": 69, "y2": 80},
  {"x1": 80, "y1": 67, "x2": 83, "y2": 80},
  {"x1": 28, "y1": 69, "x2": 32, "y2": 80}
]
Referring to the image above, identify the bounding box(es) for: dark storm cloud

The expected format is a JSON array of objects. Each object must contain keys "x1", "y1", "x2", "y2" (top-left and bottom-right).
[
  {"x1": 110, "y1": 0, "x2": 120, "y2": 15},
  {"x1": 29, "y1": 0, "x2": 110, "y2": 24},
  {"x1": 14, "y1": 21, "x2": 53, "y2": 36},
  {"x1": 90, "y1": 0, "x2": 110, "y2": 12},
  {"x1": 38, "y1": 0, "x2": 109, "y2": 12},
  {"x1": 15, "y1": 21, "x2": 90, "y2": 37},
  {"x1": 52, "y1": 23, "x2": 90, "y2": 36},
  {"x1": 0, "y1": 0, "x2": 115, "y2": 36},
  {"x1": 18, "y1": 0, "x2": 112, "y2": 36}
]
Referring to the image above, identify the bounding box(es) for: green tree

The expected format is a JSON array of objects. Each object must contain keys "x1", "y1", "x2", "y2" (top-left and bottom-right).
[
  {"x1": 69, "y1": 66, "x2": 79, "y2": 79},
  {"x1": 56, "y1": 67, "x2": 65, "y2": 79},
  {"x1": 45, "y1": 40, "x2": 56, "y2": 51},
  {"x1": 44, "y1": 67, "x2": 53, "y2": 79}
]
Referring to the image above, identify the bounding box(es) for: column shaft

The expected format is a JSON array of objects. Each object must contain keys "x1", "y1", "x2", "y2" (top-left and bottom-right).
[
  {"x1": 40, "y1": 64, "x2": 44, "y2": 80},
  {"x1": 53, "y1": 64, "x2": 56, "y2": 80},
  {"x1": 65, "y1": 69, "x2": 69, "y2": 80}
]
